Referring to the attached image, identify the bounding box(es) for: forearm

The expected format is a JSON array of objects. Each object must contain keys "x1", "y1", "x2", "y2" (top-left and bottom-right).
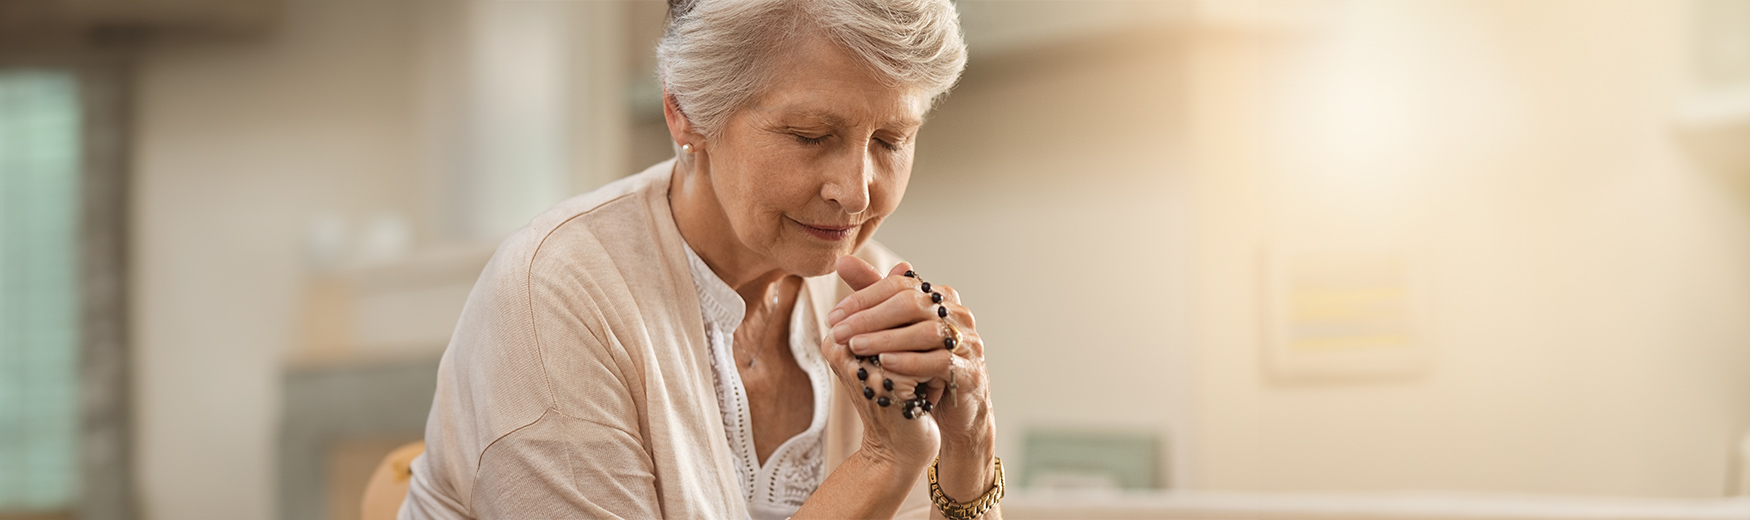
[{"x1": 793, "y1": 448, "x2": 927, "y2": 519}]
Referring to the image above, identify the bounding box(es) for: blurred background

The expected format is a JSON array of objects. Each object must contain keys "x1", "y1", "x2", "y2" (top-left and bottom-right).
[{"x1": 2, "y1": 0, "x2": 1750, "y2": 519}]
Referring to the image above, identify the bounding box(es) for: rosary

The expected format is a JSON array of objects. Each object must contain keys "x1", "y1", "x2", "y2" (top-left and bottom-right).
[{"x1": 853, "y1": 270, "x2": 960, "y2": 419}]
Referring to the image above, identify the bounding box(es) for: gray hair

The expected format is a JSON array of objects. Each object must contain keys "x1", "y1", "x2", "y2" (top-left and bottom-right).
[{"x1": 657, "y1": 0, "x2": 967, "y2": 139}]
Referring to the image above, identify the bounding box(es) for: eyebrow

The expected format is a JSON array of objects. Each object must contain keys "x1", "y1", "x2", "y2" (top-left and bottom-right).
[
  {"x1": 786, "y1": 109, "x2": 922, "y2": 131},
  {"x1": 789, "y1": 110, "x2": 848, "y2": 128}
]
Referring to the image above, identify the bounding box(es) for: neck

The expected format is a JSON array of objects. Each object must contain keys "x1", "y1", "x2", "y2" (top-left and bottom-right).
[{"x1": 669, "y1": 156, "x2": 791, "y2": 311}]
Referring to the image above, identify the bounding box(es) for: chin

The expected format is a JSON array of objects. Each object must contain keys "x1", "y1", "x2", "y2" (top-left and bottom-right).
[
  {"x1": 778, "y1": 246, "x2": 849, "y2": 278},
  {"x1": 784, "y1": 254, "x2": 840, "y2": 278}
]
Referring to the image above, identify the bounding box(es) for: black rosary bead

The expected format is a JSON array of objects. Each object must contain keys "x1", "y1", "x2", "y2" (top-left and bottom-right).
[
  {"x1": 937, "y1": 305, "x2": 948, "y2": 318},
  {"x1": 904, "y1": 270, "x2": 916, "y2": 278},
  {"x1": 931, "y1": 292, "x2": 943, "y2": 304},
  {"x1": 915, "y1": 382, "x2": 928, "y2": 395},
  {"x1": 862, "y1": 386, "x2": 875, "y2": 399},
  {"x1": 882, "y1": 378, "x2": 894, "y2": 391},
  {"x1": 902, "y1": 408, "x2": 916, "y2": 419},
  {"x1": 877, "y1": 396, "x2": 891, "y2": 407},
  {"x1": 921, "y1": 400, "x2": 932, "y2": 412},
  {"x1": 856, "y1": 367, "x2": 867, "y2": 381},
  {"x1": 920, "y1": 281, "x2": 932, "y2": 293},
  {"x1": 944, "y1": 336, "x2": 957, "y2": 350}
]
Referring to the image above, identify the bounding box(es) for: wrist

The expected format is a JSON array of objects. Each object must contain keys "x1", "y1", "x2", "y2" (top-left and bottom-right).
[
  {"x1": 940, "y1": 419, "x2": 994, "y2": 457},
  {"x1": 857, "y1": 438, "x2": 934, "y2": 476},
  {"x1": 851, "y1": 447, "x2": 929, "y2": 504},
  {"x1": 935, "y1": 421, "x2": 996, "y2": 501},
  {"x1": 801, "y1": 447, "x2": 927, "y2": 519}
]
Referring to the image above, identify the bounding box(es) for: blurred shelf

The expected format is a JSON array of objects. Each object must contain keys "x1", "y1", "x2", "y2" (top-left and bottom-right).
[{"x1": 292, "y1": 242, "x2": 497, "y2": 369}]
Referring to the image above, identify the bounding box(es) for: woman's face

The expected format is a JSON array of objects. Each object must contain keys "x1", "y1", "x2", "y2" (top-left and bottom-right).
[{"x1": 703, "y1": 39, "x2": 927, "y2": 277}]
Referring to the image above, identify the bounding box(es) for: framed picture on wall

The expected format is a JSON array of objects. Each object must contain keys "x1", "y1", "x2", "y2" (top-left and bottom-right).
[{"x1": 1261, "y1": 243, "x2": 1434, "y2": 382}]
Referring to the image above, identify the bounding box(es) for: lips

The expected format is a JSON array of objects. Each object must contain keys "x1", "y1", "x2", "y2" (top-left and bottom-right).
[{"x1": 793, "y1": 218, "x2": 860, "y2": 241}]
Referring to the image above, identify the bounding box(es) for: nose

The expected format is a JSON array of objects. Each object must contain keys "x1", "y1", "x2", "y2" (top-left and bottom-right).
[{"x1": 821, "y1": 141, "x2": 873, "y2": 214}]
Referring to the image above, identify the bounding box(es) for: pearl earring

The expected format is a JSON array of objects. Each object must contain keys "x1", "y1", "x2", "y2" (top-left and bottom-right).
[{"x1": 680, "y1": 143, "x2": 693, "y2": 154}]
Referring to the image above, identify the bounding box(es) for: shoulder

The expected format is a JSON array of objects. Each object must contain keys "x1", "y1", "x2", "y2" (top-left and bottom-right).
[
  {"x1": 457, "y1": 159, "x2": 693, "y2": 373},
  {"x1": 517, "y1": 160, "x2": 677, "y2": 284},
  {"x1": 443, "y1": 161, "x2": 680, "y2": 408},
  {"x1": 474, "y1": 160, "x2": 685, "y2": 322}
]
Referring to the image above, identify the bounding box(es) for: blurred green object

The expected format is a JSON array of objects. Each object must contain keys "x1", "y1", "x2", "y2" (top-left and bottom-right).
[
  {"x1": 0, "y1": 69, "x2": 82, "y2": 512},
  {"x1": 1020, "y1": 429, "x2": 1161, "y2": 490}
]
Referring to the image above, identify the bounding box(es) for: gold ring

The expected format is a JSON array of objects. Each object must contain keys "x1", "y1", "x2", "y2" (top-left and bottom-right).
[{"x1": 941, "y1": 319, "x2": 964, "y2": 352}]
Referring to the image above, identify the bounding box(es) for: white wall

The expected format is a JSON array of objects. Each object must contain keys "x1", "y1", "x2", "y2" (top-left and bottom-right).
[
  {"x1": 1186, "y1": 0, "x2": 1750, "y2": 497},
  {"x1": 893, "y1": 0, "x2": 1750, "y2": 499},
  {"x1": 132, "y1": 0, "x2": 423, "y2": 516},
  {"x1": 880, "y1": 27, "x2": 1199, "y2": 488}
]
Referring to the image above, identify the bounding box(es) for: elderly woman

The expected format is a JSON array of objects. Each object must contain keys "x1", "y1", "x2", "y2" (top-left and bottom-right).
[{"x1": 400, "y1": 0, "x2": 999, "y2": 518}]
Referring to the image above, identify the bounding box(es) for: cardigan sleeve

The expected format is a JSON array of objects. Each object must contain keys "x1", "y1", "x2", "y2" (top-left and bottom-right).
[
  {"x1": 470, "y1": 410, "x2": 662, "y2": 519},
  {"x1": 459, "y1": 232, "x2": 669, "y2": 519},
  {"x1": 404, "y1": 222, "x2": 667, "y2": 519}
]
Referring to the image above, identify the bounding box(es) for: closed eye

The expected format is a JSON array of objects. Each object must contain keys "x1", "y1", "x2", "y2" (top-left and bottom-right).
[{"x1": 795, "y1": 133, "x2": 830, "y2": 146}]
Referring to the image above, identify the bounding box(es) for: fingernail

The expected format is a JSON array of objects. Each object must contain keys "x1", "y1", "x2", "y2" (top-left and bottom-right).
[
  {"x1": 828, "y1": 308, "x2": 846, "y2": 324},
  {"x1": 831, "y1": 323, "x2": 850, "y2": 344},
  {"x1": 877, "y1": 353, "x2": 890, "y2": 365},
  {"x1": 849, "y1": 336, "x2": 865, "y2": 354}
]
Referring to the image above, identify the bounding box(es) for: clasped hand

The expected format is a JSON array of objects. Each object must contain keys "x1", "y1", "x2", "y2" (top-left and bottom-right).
[{"x1": 822, "y1": 256, "x2": 993, "y2": 469}]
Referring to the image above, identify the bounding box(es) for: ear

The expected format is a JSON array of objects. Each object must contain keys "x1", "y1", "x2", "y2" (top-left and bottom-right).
[{"x1": 662, "y1": 89, "x2": 703, "y2": 151}]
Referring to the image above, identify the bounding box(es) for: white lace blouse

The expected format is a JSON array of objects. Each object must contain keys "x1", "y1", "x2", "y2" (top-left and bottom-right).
[{"x1": 684, "y1": 243, "x2": 833, "y2": 520}]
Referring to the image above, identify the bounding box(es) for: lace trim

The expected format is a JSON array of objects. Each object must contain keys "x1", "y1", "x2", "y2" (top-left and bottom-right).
[{"x1": 684, "y1": 243, "x2": 829, "y2": 519}]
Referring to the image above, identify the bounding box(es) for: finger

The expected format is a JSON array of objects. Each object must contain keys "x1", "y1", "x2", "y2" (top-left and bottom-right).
[
  {"x1": 819, "y1": 337, "x2": 859, "y2": 385},
  {"x1": 886, "y1": 261, "x2": 914, "y2": 278},
  {"x1": 860, "y1": 364, "x2": 914, "y2": 405},
  {"x1": 849, "y1": 320, "x2": 949, "y2": 357},
  {"x1": 877, "y1": 350, "x2": 955, "y2": 382},
  {"x1": 936, "y1": 284, "x2": 961, "y2": 306},
  {"x1": 876, "y1": 352, "x2": 955, "y2": 407},
  {"x1": 940, "y1": 289, "x2": 977, "y2": 329},
  {"x1": 944, "y1": 309, "x2": 978, "y2": 349},
  {"x1": 829, "y1": 263, "x2": 919, "y2": 327},
  {"x1": 833, "y1": 289, "x2": 936, "y2": 344},
  {"x1": 924, "y1": 284, "x2": 979, "y2": 334},
  {"x1": 865, "y1": 369, "x2": 930, "y2": 401},
  {"x1": 835, "y1": 255, "x2": 884, "y2": 291},
  {"x1": 824, "y1": 334, "x2": 899, "y2": 402},
  {"x1": 958, "y1": 329, "x2": 984, "y2": 358}
]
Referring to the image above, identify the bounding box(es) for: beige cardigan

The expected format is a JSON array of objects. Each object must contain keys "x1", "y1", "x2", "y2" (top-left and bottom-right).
[{"x1": 402, "y1": 160, "x2": 933, "y2": 519}]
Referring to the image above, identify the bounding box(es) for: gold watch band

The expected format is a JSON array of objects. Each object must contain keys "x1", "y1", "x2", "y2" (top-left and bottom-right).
[{"x1": 927, "y1": 457, "x2": 1004, "y2": 520}]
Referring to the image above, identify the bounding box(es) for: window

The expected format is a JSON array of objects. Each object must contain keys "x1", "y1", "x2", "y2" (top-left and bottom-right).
[{"x1": 0, "y1": 69, "x2": 81, "y2": 514}]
